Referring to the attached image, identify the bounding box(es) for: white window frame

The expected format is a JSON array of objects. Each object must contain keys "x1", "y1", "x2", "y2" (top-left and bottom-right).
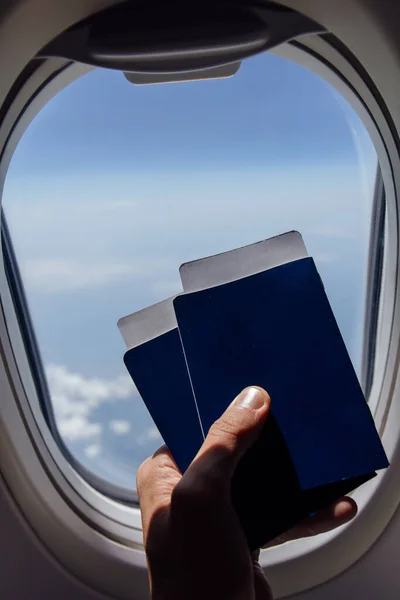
[{"x1": 0, "y1": 1, "x2": 399, "y2": 599}]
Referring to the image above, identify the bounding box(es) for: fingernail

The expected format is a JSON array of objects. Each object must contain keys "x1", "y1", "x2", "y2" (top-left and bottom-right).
[{"x1": 233, "y1": 386, "x2": 269, "y2": 410}]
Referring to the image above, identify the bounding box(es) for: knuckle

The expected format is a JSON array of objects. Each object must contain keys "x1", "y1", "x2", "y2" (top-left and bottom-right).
[
  {"x1": 210, "y1": 415, "x2": 238, "y2": 439},
  {"x1": 136, "y1": 455, "x2": 175, "y2": 498},
  {"x1": 206, "y1": 421, "x2": 239, "y2": 455},
  {"x1": 136, "y1": 459, "x2": 151, "y2": 493},
  {"x1": 210, "y1": 407, "x2": 258, "y2": 440},
  {"x1": 136, "y1": 446, "x2": 176, "y2": 494}
]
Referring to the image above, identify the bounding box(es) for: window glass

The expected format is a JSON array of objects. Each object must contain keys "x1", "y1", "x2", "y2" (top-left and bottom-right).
[{"x1": 2, "y1": 52, "x2": 378, "y2": 489}]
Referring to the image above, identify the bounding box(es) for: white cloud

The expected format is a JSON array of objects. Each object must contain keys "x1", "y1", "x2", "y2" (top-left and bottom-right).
[
  {"x1": 109, "y1": 420, "x2": 131, "y2": 435},
  {"x1": 136, "y1": 426, "x2": 162, "y2": 446},
  {"x1": 21, "y1": 259, "x2": 138, "y2": 293},
  {"x1": 20, "y1": 255, "x2": 179, "y2": 294},
  {"x1": 58, "y1": 416, "x2": 102, "y2": 441},
  {"x1": 84, "y1": 443, "x2": 101, "y2": 458},
  {"x1": 46, "y1": 364, "x2": 136, "y2": 443}
]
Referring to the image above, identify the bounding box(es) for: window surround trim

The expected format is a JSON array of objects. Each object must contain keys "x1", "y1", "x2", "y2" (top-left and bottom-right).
[
  {"x1": 0, "y1": 1, "x2": 399, "y2": 599},
  {"x1": 0, "y1": 45, "x2": 391, "y2": 534}
]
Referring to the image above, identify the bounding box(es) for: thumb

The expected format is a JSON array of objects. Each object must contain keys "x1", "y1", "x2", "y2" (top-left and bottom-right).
[{"x1": 189, "y1": 386, "x2": 270, "y2": 485}]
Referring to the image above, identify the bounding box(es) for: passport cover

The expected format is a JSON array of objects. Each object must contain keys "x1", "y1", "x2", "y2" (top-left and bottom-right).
[
  {"x1": 124, "y1": 328, "x2": 204, "y2": 474},
  {"x1": 119, "y1": 297, "x2": 204, "y2": 474},
  {"x1": 173, "y1": 257, "x2": 389, "y2": 549}
]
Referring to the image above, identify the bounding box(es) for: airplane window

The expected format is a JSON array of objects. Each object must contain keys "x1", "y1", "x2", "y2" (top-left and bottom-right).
[{"x1": 2, "y1": 52, "x2": 379, "y2": 491}]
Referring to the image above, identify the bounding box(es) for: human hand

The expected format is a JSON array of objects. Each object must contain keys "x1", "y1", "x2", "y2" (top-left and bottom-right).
[{"x1": 137, "y1": 386, "x2": 357, "y2": 600}]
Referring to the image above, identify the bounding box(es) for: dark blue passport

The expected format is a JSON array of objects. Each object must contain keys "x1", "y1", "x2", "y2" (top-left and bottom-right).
[
  {"x1": 173, "y1": 257, "x2": 389, "y2": 549},
  {"x1": 124, "y1": 328, "x2": 204, "y2": 473}
]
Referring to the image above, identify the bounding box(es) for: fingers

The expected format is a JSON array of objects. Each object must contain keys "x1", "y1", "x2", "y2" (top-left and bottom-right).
[
  {"x1": 263, "y1": 496, "x2": 358, "y2": 548},
  {"x1": 188, "y1": 387, "x2": 271, "y2": 487},
  {"x1": 138, "y1": 387, "x2": 270, "y2": 536},
  {"x1": 136, "y1": 445, "x2": 182, "y2": 542},
  {"x1": 299, "y1": 496, "x2": 358, "y2": 536},
  {"x1": 138, "y1": 386, "x2": 270, "y2": 541}
]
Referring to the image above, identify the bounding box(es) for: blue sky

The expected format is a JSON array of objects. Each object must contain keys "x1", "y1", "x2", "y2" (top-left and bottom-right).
[{"x1": 2, "y1": 52, "x2": 377, "y2": 487}]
